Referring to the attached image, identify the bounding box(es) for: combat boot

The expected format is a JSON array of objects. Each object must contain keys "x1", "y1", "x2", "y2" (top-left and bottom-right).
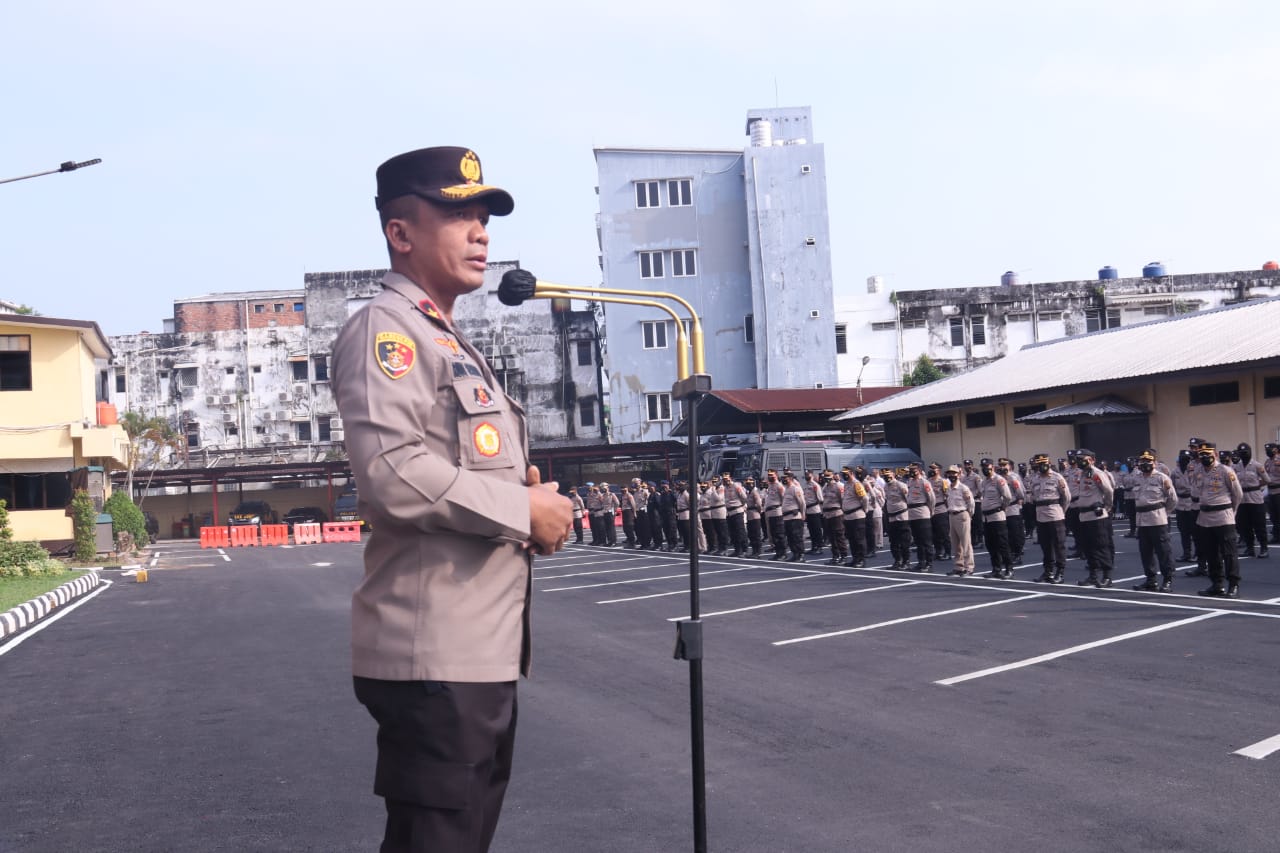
[
  {"x1": 1226, "y1": 584, "x2": 1240, "y2": 598},
  {"x1": 1159, "y1": 577, "x2": 1173, "y2": 593},
  {"x1": 1078, "y1": 574, "x2": 1099, "y2": 587},
  {"x1": 1098, "y1": 575, "x2": 1112, "y2": 588},
  {"x1": 1133, "y1": 577, "x2": 1159, "y2": 591},
  {"x1": 1198, "y1": 585, "x2": 1227, "y2": 597}
]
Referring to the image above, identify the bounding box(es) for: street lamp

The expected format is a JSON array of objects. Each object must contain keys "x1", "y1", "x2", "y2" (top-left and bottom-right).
[
  {"x1": 499, "y1": 269, "x2": 713, "y2": 853},
  {"x1": 0, "y1": 158, "x2": 102, "y2": 186},
  {"x1": 856, "y1": 355, "x2": 871, "y2": 444}
]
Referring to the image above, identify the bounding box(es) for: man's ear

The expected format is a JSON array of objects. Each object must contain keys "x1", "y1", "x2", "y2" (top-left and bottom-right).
[{"x1": 385, "y1": 219, "x2": 411, "y2": 254}]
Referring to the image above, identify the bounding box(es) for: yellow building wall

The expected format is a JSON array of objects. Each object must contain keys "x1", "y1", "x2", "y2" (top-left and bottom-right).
[
  {"x1": 8, "y1": 510, "x2": 72, "y2": 542},
  {"x1": 1150, "y1": 370, "x2": 1280, "y2": 458},
  {"x1": 0, "y1": 322, "x2": 95, "y2": 426}
]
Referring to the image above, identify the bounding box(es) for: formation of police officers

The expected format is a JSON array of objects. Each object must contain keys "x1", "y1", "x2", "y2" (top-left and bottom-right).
[{"x1": 564, "y1": 440, "x2": 1280, "y2": 600}]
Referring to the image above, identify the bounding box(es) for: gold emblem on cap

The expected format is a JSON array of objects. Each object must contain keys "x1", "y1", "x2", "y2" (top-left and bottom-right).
[{"x1": 459, "y1": 151, "x2": 481, "y2": 183}]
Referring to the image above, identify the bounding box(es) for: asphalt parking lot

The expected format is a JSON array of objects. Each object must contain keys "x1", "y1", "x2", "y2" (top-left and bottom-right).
[{"x1": 2, "y1": 535, "x2": 1279, "y2": 852}]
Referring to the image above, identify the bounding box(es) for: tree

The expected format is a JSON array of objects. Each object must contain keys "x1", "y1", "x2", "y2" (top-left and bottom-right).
[
  {"x1": 71, "y1": 490, "x2": 97, "y2": 562},
  {"x1": 905, "y1": 354, "x2": 946, "y2": 386},
  {"x1": 120, "y1": 410, "x2": 182, "y2": 501}
]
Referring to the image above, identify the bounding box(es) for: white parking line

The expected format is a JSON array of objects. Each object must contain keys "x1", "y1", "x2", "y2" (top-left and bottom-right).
[
  {"x1": 935, "y1": 611, "x2": 1226, "y2": 686},
  {"x1": 1233, "y1": 733, "x2": 1280, "y2": 760},
  {"x1": 540, "y1": 566, "x2": 760, "y2": 592},
  {"x1": 599, "y1": 572, "x2": 823, "y2": 604},
  {"x1": 0, "y1": 579, "x2": 113, "y2": 657},
  {"x1": 538, "y1": 563, "x2": 683, "y2": 580},
  {"x1": 667, "y1": 581, "x2": 918, "y2": 621},
  {"x1": 774, "y1": 593, "x2": 1045, "y2": 646}
]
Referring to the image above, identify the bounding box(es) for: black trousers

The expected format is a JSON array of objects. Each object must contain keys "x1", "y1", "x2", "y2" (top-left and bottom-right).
[
  {"x1": 909, "y1": 517, "x2": 934, "y2": 566},
  {"x1": 843, "y1": 516, "x2": 866, "y2": 564},
  {"x1": 1201, "y1": 523, "x2": 1241, "y2": 587},
  {"x1": 983, "y1": 518, "x2": 1012, "y2": 572},
  {"x1": 1065, "y1": 507, "x2": 1080, "y2": 549},
  {"x1": 768, "y1": 515, "x2": 786, "y2": 556},
  {"x1": 572, "y1": 516, "x2": 583, "y2": 543},
  {"x1": 1268, "y1": 491, "x2": 1280, "y2": 541},
  {"x1": 354, "y1": 678, "x2": 517, "y2": 853},
  {"x1": 1236, "y1": 502, "x2": 1268, "y2": 553},
  {"x1": 635, "y1": 511, "x2": 650, "y2": 547},
  {"x1": 784, "y1": 517, "x2": 806, "y2": 556},
  {"x1": 1006, "y1": 513, "x2": 1026, "y2": 561},
  {"x1": 1175, "y1": 509, "x2": 1198, "y2": 558},
  {"x1": 931, "y1": 512, "x2": 949, "y2": 558},
  {"x1": 805, "y1": 512, "x2": 825, "y2": 551},
  {"x1": 699, "y1": 516, "x2": 717, "y2": 552},
  {"x1": 662, "y1": 512, "x2": 678, "y2": 548},
  {"x1": 622, "y1": 510, "x2": 635, "y2": 546},
  {"x1": 970, "y1": 503, "x2": 984, "y2": 546},
  {"x1": 589, "y1": 514, "x2": 606, "y2": 545},
  {"x1": 887, "y1": 518, "x2": 911, "y2": 565},
  {"x1": 1137, "y1": 524, "x2": 1174, "y2": 580},
  {"x1": 746, "y1": 516, "x2": 764, "y2": 552},
  {"x1": 824, "y1": 514, "x2": 848, "y2": 559},
  {"x1": 1037, "y1": 519, "x2": 1067, "y2": 577},
  {"x1": 1078, "y1": 518, "x2": 1114, "y2": 578},
  {"x1": 727, "y1": 512, "x2": 748, "y2": 553}
]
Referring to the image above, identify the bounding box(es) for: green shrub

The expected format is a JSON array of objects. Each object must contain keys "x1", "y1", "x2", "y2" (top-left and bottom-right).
[
  {"x1": 104, "y1": 491, "x2": 147, "y2": 549},
  {"x1": 0, "y1": 498, "x2": 12, "y2": 542},
  {"x1": 0, "y1": 540, "x2": 51, "y2": 569},
  {"x1": 71, "y1": 490, "x2": 97, "y2": 563}
]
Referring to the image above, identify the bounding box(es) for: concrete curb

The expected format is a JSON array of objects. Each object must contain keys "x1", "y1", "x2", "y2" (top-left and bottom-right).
[{"x1": 0, "y1": 571, "x2": 102, "y2": 641}]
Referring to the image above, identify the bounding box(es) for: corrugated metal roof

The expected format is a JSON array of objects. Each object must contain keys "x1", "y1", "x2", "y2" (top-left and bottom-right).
[
  {"x1": 835, "y1": 297, "x2": 1280, "y2": 422},
  {"x1": 1015, "y1": 395, "x2": 1148, "y2": 423},
  {"x1": 712, "y1": 387, "x2": 903, "y2": 414}
]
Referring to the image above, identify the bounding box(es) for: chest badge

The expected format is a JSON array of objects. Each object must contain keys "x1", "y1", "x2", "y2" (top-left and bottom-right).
[
  {"x1": 474, "y1": 422, "x2": 502, "y2": 458},
  {"x1": 375, "y1": 332, "x2": 416, "y2": 379},
  {"x1": 474, "y1": 386, "x2": 495, "y2": 408}
]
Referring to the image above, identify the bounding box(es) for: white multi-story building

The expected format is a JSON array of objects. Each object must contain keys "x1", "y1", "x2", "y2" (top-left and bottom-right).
[{"x1": 594, "y1": 106, "x2": 838, "y2": 444}]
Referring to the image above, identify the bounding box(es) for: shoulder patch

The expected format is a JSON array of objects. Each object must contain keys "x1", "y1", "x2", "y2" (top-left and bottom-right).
[{"x1": 375, "y1": 332, "x2": 415, "y2": 379}]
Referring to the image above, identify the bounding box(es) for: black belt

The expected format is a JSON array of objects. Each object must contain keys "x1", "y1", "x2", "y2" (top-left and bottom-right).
[
  {"x1": 1136, "y1": 504, "x2": 1164, "y2": 513},
  {"x1": 1243, "y1": 485, "x2": 1263, "y2": 492},
  {"x1": 728, "y1": 509, "x2": 744, "y2": 516},
  {"x1": 1200, "y1": 503, "x2": 1231, "y2": 512},
  {"x1": 983, "y1": 508, "x2": 1004, "y2": 516},
  {"x1": 1034, "y1": 499, "x2": 1058, "y2": 507},
  {"x1": 907, "y1": 502, "x2": 927, "y2": 509},
  {"x1": 1176, "y1": 491, "x2": 1190, "y2": 497},
  {"x1": 887, "y1": 509, "x2": 907, "y2": 518},
  {"x1": 806, "y1": 502, "x2": 819, "y2": 508},
  {"x1": 950, "y1": 510, "x2": 969, "y2": 516}
]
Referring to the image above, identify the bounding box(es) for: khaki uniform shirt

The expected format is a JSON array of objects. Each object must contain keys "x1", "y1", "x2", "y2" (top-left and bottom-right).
[
  {"x1": 977, "y1": 474, "x2": 1013, "y2": 522},
  {"x1": 1234, "y1": 459, "x2": 1270, "y2": 505},
  {"x1": 332, "y1": 273, "x2": 532, "y2": 683},
  {"x1": 1076, "y1": 467, "x2": 1114, "y2": 522},
  {"x1": 904, "y1": 476, "x2": 934, "y2": 521},
  {"x1": 1027, "y1": 470, "x2": 1071, "y2": 522},
  {"x1": 1131, "y1": 470, "x2": 1178, "y2": 527},
  {"x1": 1197, "y1": 462, "x2": 1243, "y2": 527}
]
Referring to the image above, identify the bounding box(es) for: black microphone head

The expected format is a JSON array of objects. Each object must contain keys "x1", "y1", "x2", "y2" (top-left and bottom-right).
[{"x1": 498, "y1": 269, "x2": 538, "y2": 306}]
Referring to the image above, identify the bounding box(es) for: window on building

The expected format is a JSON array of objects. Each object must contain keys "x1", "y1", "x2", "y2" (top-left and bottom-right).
[
  {"x1": 579, "y1": 398, "x2": 596, "y2": 428},
  {"x1": 901, "y1": 319, "x2": 925, "y2": 329},
  {"x1": 971, "y1": 316, "x2": 986, "y2": 346},
  {"x1": 965, "y1": 410, "x2": 996, "y2": 429},
  {"x1": 926, "y1": 415, "x2": 954, "y2": 434},
  {"x1": 1006, "y1": 313, "x2": 1031, "y2": 323},
  {"x1": 295, "y1": 421, "x2": 312, "y2": 442},
  {"x1": 186, "y1": 424, "x2": 200, "y2": 448},
  {"x1": 0, "y1": 335, "x2": 32, "y2": 391},
  {"x1": 834, "y1": 323, "x2": 848, "y2": 355},
  {"x1": 635, "y1": 180, "x2": 660, "y2": 208},
  {"x1": 293, "y1": 302, "x2": 304, "y2": 312},
  {"x1": 871, "y1": 321, "x2": 896, "y2": 331},
  {"x1": 251, "y1": 365, "x2": 261, "y2": 374},
  {"x1": 642, "y1": 320, "x2": 668, "y2": 350},
  {"x1": 667, "y1": 178, "x2": 692, "y2": 207},
  {"x1": 312, "y1": 355, "x2": 329, "y2": 381},
  {"x1": 645, "y1": 392, "x2": 672, "y2": 422},
  {"x1": 317, "y1": 416, "x2": 332, "y2": 442},
  {"x1": 1038, "y1": 312, "x2": 1063, "y2": 321},
  {"x1": 254, "y1": 304, "x2": 265, "y2": 314},
  {"x1": 0, "y1": 472, "x2": 72, "y2": 510},
  {"x1": 744, "y1": 314, "x2": 754, "y2": 344},
  {"x1": 291, "y1": 360, "x2": 308, "y2": 381},
  {"x1": 226, "y1": 424, "x2": 239, "y2": 437},
  {"x1": 115, "y1": 369, "x2": 126, "y2": 393},
  {"x1": 1085, "y1": 308, "x2": 1121, "y2": 332},
  {"x1": 178, "y1": 367, "x2": 198, "y2": 387},
  {"x1": 949, "y1": 317, "x2": 964, "y2": 347},
  {"x1": 274, "y1": 303, "x2": 284, "y2": 312},
  {"x1": 671, "y1": 249, "x2": 697, "y2": 277},
  {"x1": 639, "y1": 251, "x2": 664, "y2": 279},
  {"x1": 225, "y1": 367, "x2": 235, "y2": 375},
  {"x1": 1264, "y1": 376, "x2": 1280, "y2": 399},
  {"x1": 576, "y1": 340, "x2": 593, "y2": 366},
  {"x1": 158, "y1": 370, "x2": 169, "y2": 379},
  {"x1": 254, "y1": 425, "x2": 266, "y2": 435},
  {"x1": 1013, "y1": 403, "x2": 1046, "y2": 420},
  {"x1": 1143, "y1": 305, "x2": 1172, "y2": 317},
  {"x1": 1188, "y1": 381, "x2": 1239, "y2": 406}
]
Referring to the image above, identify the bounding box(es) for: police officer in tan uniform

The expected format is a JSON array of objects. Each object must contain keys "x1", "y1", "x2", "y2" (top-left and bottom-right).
[{"x1": 333, "y1": 146, "x2": 572, "y2": 853}]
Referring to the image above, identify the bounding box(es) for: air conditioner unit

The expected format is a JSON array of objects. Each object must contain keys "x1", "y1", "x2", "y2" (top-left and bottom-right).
[
  {"x1": 278, "y1": 391, "x2": 289, "y2": 402},
  {"x1": 500, "y1": 344, "x2": 517, "y2": 356},
  {"x1": 505, "y1": 357, "x2": 523, "y2": 371},
  {"x1": 205, "y1": 395, "x2": 217, "y2": 405},
  {"x1": 293, "y1": 383, "x2": 307, "y2": 397},
  {"x1": 221, "y1": 395, "x2": 233, "y2": 405},
  {"x1": 330, "y1": 430, "x2": 344, "y2": 442},
  {"x1": 222, "y1": 413, "x2": 236, "y2": 422},
  {"x1": 330, "y1": 418, "x2": 343, "y2": 431},
  {"x1": 484, "y1": 346, "x2": 499, "y2": 358}
]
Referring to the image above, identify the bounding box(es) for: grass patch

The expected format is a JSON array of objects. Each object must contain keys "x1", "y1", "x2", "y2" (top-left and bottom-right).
[{"x1": 0, "y1": 571, "x2": 88, "y2": 613}]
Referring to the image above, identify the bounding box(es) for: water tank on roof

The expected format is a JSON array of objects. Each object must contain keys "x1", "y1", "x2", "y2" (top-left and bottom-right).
[
  {"x1": 1098, "y1": 265, "x2": 1119, "y2": 280},
  {"x1": 1142, "y1": 261, "x2": 1167, "y2": 278},
  {"x1": 1000, "y1": 270, "x2": 1019, "y2": 287},
  {"x1": 867, "y1": 275, "x2": 883, "y2": 294},
  {"x1": 749, "y1": 120, "x2": 773, "y2": 147},
  {"x1": 1263, "y1": 260, "x2": 1279, "y2": 271}
]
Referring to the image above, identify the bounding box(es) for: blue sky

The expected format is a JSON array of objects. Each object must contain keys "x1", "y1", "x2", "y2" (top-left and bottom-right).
[{"x1": 4, "y1": 1, "x2": 1278, "y2": 334}]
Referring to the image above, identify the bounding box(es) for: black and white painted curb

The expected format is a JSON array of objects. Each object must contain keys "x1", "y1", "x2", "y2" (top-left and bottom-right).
[{"x1": 0, "y1": 571, "x2": 101, "y2": 641}]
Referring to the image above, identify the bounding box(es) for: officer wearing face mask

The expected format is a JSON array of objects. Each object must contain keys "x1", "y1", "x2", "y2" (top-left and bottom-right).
[
  {"x1": 1171, "y1": 450, "x2": 1197, "y2": 562},
  {"x1": 1232, "y1": 442, "x2": 1270, "y2": 559},
  {"x1": 1195, "y1": 442, "x2": 1243, "y2": 597},
  {"x1": 1129, "y1": 450, "x2": 1179, "y2": 591},
  {"x1": 1027, "y1": 452, "x2": 1071, "y2": 583},
  {"x1": 1073, "y1": 449, "x2": 1115, "y2": 588},
  {"x1": 1265, "y1": 443, "x2": 1280, "y2": 545},
  {"x1": 976, "y1": 457, "x2": 1015, "y2": 579},
  {"x1": 998, "y1": 458, "x2": 1027, "y2": 564}
]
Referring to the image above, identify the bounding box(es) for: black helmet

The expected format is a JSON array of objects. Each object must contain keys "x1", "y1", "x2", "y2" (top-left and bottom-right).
[{"x1": 1236, "y1": 442, "x2": 1252, "y2": 462}]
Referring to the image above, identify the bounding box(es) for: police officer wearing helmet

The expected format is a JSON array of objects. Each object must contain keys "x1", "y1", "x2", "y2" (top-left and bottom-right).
[
  {"x1": 1232, "y1": 442, "x2": 1270, "y2": 558},
  {"x1": 333, "y1": 146, "x2": 573, "y2": 851}
]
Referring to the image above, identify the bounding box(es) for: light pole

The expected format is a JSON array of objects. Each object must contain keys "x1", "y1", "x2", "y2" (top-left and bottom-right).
[
  {"x1": 0, "y1": 158, "x2": 102, "y2": 186},
  {"x1": 856, "y1": 355, "x2": 870, "y2": 444},
  {"x1": 499, "y1": 270, "x2": 712, "y2": 853}
]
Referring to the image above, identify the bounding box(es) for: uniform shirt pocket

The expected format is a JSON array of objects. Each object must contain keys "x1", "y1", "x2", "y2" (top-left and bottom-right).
[{"x1": 454, "y1": 378, "x2": 516, "y2": 470}]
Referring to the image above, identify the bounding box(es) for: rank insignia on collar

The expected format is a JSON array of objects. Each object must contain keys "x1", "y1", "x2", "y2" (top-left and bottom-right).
[
  {"x1": 433, "y1": 336, "x2": 462, "y2": 356},
  {"x1": 474, "y1": 422, "x2": 502, "y2": 458},
  {"x1": 474, "y1": 386, "x2": 495, "y2": 408},
  {"x1": 418, "y1": 298, "x2": 442, "y2": 321},
  {"x1": 375, "y1": 332, "x2": 416, "y2": 379}
]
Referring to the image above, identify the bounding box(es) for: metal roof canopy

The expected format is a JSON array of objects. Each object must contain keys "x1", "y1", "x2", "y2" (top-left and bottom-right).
[
  {"x1": 1015, "y1": 395, "x2": 1149, "y2": 425},
  {"x1": 669, "y1": 388, "x2": 906, "y2": 438}
]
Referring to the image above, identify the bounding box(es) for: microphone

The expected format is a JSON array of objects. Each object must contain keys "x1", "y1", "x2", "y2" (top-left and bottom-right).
[{"x1": 498, "y1": 269, "x2": 538, "y2": 306}]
